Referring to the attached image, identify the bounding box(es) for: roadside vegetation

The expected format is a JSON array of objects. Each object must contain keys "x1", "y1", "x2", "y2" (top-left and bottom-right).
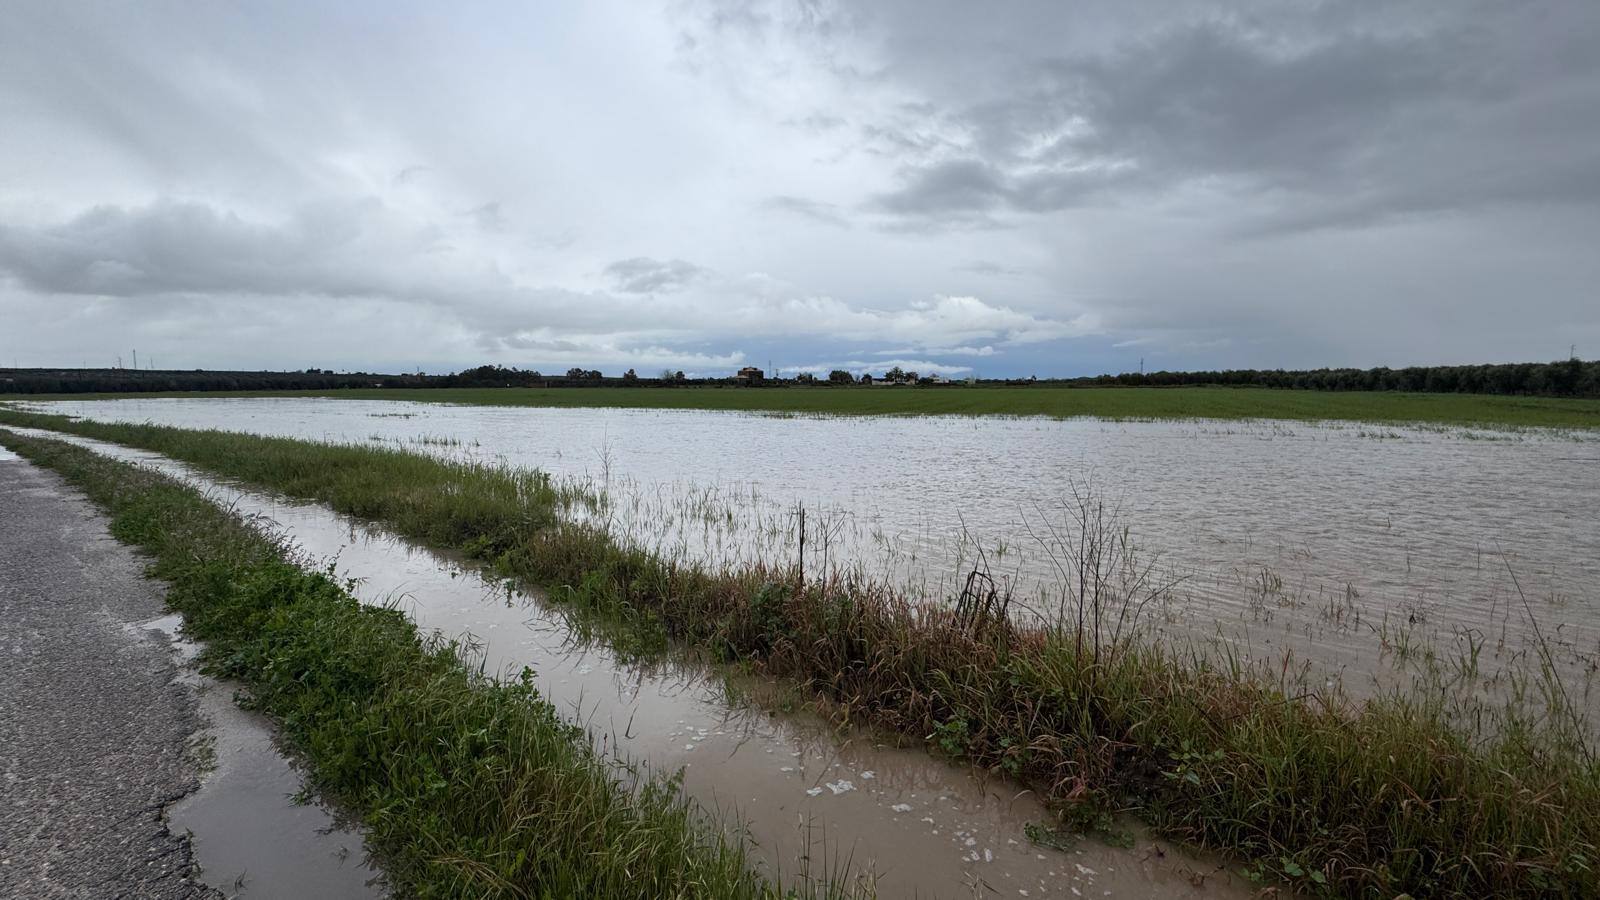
[
  {"x1": 2, "y1": 408, "x2": 1596, "y2": 897},
  {"x1": 9, "y1": 384, "x2": 1600, "y2": 428},
  {"x1": 0, "y1": 428, "x2": 837, "y2": 900}
]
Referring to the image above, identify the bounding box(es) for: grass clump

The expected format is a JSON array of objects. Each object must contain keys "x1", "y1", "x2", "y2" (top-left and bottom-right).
[
  {"x1": 0, "y1": 429, "x2": 821, "y2": 900},
  {"x1": 3, "y1": 409, "x2": 1597, "y2": 897}
]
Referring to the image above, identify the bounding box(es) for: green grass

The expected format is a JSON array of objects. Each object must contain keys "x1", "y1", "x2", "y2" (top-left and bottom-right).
[
  {"x1": 0, "y1": 429, "x2": 833, "y2": 900},
  {"x1": 9, "y1": 384, "x2": 1600, "y2": 429},
  {"x1": 4, "y1": 408, "x2": 1597, "y2": 897}
]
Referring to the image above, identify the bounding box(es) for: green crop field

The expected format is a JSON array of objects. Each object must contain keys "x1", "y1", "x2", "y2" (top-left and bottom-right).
[{"x1": 8, "y1": 385, "x2": 1600, "y2": 429}]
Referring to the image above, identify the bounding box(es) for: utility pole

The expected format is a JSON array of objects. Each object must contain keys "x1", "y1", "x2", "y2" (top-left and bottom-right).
[{"x1": 132, "y1": 349, "x2": 138, "y2": 370}]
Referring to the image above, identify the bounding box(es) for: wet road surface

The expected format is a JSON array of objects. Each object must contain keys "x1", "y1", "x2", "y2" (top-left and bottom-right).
[
  {"x1": 0, "y1": 445, "x2": 381, "y2": 899},
  {"x1": 0, "y1": 447, "x2": 218, "y2": 898}
]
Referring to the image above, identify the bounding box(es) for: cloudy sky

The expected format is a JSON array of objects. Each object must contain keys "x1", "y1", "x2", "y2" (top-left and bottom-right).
[{"x1": 2, "y1": 1, "x2": 1597, "y2": 377}]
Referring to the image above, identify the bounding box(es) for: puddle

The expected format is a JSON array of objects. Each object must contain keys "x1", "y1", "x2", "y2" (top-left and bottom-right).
[
  {"x1": 7, "y1": 425, "x2": 1251, "y2": 898},
  {"x1": 133, "y1": 614, "x2": 385, "y2": 898}
]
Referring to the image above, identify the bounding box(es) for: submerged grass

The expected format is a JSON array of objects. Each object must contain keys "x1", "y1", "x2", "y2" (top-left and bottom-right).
[
  {"x1": 9, "y1": 384, "x2": 1600, "y2": 429},
  {"x1": 3, "y1": 408, "x2": 1597, "y2": 897},
  {"x1": 0, "y1": 428, "x2": 829, "y2": 900}
]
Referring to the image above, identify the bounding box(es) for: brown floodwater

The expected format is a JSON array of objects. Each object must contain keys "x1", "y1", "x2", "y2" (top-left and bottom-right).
[
  {"x1": 4, "y1": 424, "x2": 1256, "y2": 898},
  {"x1": 18, "y1": 397, "x2": 1600, "y2": 703},
  {"x1": 134, "y1": 613, "x2": 384, "y2": 898}
]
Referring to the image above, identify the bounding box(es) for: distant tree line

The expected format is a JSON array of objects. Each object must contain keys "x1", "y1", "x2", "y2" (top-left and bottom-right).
[
  {"x1": 3, "y1": 358, "x2": 1595, "y2": 397},
  {"x1": 0, "y1": 364, "x2": 767, "y2": 394},
  {"x1": 1058, "y1": 358, "x2": 1599, "y2": 397},
  {"x1": 0, "y1": 367, "x2": 432, "y2": 395}
]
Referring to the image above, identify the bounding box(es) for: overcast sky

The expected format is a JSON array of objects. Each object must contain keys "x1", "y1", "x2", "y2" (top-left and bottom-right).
[{"x1": 2, "y1": 1, "x2": 1597, "y2": 377}]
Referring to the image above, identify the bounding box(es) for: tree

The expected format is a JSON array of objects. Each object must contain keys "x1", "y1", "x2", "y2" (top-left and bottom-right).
[
  {"x1": 566, "y1": 367, "x2": 586, "y2": 379},
  {"x1": 828, "y1": 369, "x2": 853, "y2": 384},
  {"x1": 885, "y1": 366, "x2": 906, "y2": 382},
  {"x1": 622, "y1": 368, "x2": 638, "y2": 382}
]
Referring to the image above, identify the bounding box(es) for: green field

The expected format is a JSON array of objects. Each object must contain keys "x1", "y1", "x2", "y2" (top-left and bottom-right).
[{"x1": 7, "y1": 384, "x2": 1600, "y2": 429}]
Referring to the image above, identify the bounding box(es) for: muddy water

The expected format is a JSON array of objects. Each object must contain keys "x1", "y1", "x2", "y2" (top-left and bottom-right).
[
  {"x1": 135, "y1": 614, "x2": 384, "y2": 898},
  {"x1": 2, "y1": 424, "x2": 1252, "y2": 898},
  {"x1": 19, "y1": 397, "x2": 1600, "y2": 699}
]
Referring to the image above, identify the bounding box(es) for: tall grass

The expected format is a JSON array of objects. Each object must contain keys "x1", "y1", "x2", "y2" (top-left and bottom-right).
[
  {"x1": 3, "y1": 408, "x2": 1597, "y2": 896},
  {"x1": 0, "y1": 429, "x2": 845, "y2": 899}
]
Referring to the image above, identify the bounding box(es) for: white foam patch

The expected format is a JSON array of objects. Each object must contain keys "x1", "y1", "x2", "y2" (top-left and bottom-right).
[{"x1": 0, "y1": 445, "x2": 20, "y2": 462}]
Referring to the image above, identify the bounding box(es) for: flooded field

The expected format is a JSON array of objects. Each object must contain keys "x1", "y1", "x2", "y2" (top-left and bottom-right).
[
  {"x1": 2, "y1": 424, "x2": 1250, "y2": 898},
  {"x1": 21, "y1": 397, "x2": 1600, "y2": 702}
]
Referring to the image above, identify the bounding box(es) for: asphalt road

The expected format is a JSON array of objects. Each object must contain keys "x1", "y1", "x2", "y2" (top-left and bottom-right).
[{"x1": 0, "y1": 449, "x2": 220, "y2": 899}]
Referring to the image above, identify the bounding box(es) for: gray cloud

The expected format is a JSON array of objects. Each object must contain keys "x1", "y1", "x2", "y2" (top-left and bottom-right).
[
  {"x1": 465, "y1": 202, "x2": 507, "y2": 233},
  {"x1": 0, "y1": 200, "x2": 462, "y2": 300},
  {"x1": 0, "y1": 1, "x2": 1596, "y2": 375},
  {"x1": 957, "y1": 261, "x2": 1022, "y2": 278},
  {"x1": 852, "y1": 3, "x2": 1600, "y2": 234},
  {"x1": 603, "y1": 257, "x2": 708, "y2": 294},
  {"x1": 761, "y1": 195, "x2": 851, "y2": 227},
  {"x1": 876, "y1": 160, "x2": 1009, "y2": 215},
  {"x1": 0, "y1": 192, "x2": 1091, "y2": 373}
]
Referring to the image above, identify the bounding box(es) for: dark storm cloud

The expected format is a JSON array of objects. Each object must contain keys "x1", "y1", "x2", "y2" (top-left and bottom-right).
[
  {"x1": 864, "y1": 2, "x2": 1600, "y2": 230},
  {"x1": 876, "y1": 160, "x2": 1009, "y2": 215}
]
